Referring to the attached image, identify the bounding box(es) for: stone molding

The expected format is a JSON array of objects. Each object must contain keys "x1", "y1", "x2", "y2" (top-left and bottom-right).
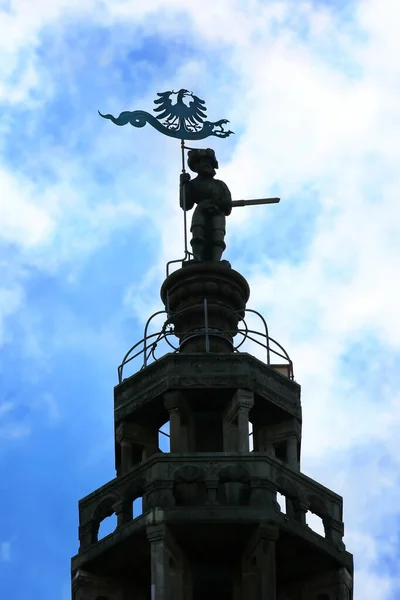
[{"x1": 115, "y1": 352, "x2": 300, "y2": 423}]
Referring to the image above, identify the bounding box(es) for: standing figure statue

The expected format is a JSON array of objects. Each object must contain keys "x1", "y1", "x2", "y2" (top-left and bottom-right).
[{"x1": 180, "y1": 148, "x2": 232, "y2": 262}]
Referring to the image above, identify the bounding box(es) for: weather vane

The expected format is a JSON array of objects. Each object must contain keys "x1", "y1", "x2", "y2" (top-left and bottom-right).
[
  {"x1": 99, "y1": 89, "x2": 280, "y2": 267},
  {"x1": 99, "y1": 89, "x2": 233, "y2": 141}
]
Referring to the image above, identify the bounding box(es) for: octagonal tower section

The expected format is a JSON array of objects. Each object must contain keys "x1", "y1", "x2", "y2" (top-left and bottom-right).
[{"x1": 71, "y1": 262, "x2": 353, "y2": 600}]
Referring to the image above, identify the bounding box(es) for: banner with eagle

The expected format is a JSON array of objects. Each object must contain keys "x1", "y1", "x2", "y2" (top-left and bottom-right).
[{"x1": 99, "y1": 89, "x2": 234, "y2": 140}]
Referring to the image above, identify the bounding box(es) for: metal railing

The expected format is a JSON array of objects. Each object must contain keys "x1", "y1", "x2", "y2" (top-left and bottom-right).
[{"x1": 117, "y1": 302, "x2": 293, "y2": 383}]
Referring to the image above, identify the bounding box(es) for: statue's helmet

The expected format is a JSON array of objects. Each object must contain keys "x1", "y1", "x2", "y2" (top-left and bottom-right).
[{"x1": 187, "y1": 148, "x2": 219, "y2": 173}]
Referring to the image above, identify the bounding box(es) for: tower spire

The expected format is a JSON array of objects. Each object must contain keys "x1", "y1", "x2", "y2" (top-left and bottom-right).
[{"x1": 71, "y1": 90, "x2": 354, "y2": 600}]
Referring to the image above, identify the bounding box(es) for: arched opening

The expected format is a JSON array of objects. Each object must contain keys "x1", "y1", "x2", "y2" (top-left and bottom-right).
[
  {"x1": 94, "y1": 497, "x2": 118, "y2": 542},
  {"x1": 276, "y1": 492, "x2": 286, "y2": 513},
  {"x1": 306, "y1": 510, "x2": 325, "y2": 536},
  {"x1": 125, "y1": 480, "x2": 145, "y2": 521},
  {"x1": 98, "y1": 512, "x2": 117, "y2": 540},
  {"x1": 159, "y1": 421, "x2": 170, "y2": 452},
  {"x1": 275, "y1": 477, "x2": 299, "y2": 520},
  {"x1": 133, "y1": 496, "x2": 143, "y2": 517}
]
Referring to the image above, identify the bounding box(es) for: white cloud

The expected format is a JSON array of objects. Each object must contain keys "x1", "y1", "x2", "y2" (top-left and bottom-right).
[
  {"x1": 1, "y1": 1, "x2": 400, "y2": 597},
  {"x1": 0, "y1": 168, "x2": 55, "y2": 248}
]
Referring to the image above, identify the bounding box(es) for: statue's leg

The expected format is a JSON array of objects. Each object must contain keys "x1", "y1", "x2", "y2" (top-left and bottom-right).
[
  {"x1": 211, "y1": 214, "x2": 226, "y2": 262},
  {"x1": 190, "y1": 208, "x2": 205, "y2": 261}
]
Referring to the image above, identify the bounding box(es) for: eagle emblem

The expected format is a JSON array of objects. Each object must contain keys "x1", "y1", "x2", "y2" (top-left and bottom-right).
[{"x1": 99, "y1": 89, "x2": 234, "y2": 140}]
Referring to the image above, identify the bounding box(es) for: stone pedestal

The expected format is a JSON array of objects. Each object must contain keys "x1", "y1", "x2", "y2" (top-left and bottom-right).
[{"x1": 160, "y1": 262, "x2": 250, "y2": 353}]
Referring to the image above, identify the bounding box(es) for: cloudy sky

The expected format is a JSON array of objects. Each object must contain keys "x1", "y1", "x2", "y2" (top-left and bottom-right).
[{"x1": 1, "y1": 0, "x2": 400, "y2": 598}]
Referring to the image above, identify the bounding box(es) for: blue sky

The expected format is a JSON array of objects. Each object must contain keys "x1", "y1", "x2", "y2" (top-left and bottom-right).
[{"x1": 1, "y1": 0, "x2": 400, "y2": 598}]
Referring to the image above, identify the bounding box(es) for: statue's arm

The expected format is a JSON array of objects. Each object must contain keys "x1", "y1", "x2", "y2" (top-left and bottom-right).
[
  {"x1": 219, "y1": 180, "x2": 232, "y2": 216},
  {"x1": 180, "y1": 173, "x2": 195, "y2": 211}
]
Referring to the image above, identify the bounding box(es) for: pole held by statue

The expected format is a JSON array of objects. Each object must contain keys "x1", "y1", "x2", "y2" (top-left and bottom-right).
[{"x1": 231, "y1": 197, "x2": 280, "y2": 208}]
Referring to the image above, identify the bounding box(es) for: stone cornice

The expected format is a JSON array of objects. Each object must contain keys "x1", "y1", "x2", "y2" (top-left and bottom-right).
[{"x1": 114, "y1": 352, "x2": 301, "y2": 423}]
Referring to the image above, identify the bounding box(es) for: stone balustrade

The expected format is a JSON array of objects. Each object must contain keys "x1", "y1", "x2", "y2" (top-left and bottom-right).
[{"x1": 78, "y1": 453, "x2": 343, "y2": 552}]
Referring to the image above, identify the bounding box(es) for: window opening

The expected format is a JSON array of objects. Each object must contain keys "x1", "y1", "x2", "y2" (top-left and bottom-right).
[{"x1": 98, "y1": 513, "x2": 117, "y2": 540}]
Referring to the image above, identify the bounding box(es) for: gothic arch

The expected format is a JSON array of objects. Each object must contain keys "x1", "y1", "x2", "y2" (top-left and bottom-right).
[
  {"x1": 306, "y1": 493, "x2": 329, "y2": 518},
  {"x1": 92, "y1": 494, "x2": 119, "y2": 523},
  {"x1": 124, "y1": 477, "x2": 146, "y2": 503},
  {"x1": 275, "y1": 475, "x2": 299, "y2": 500}
]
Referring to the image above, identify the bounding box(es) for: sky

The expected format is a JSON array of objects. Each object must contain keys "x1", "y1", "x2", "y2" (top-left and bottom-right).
[{"x1": 0, "y1": 0, "x2": 400, "y2": 598}]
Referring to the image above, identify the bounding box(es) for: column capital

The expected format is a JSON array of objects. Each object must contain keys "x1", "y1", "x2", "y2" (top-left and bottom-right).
[
  {"x1": 233, "y1": 388, "x2": 254, "y2": 408},
  {"x1": 146, "y1": 523, "x2": 167, "y2": 543},
  {"x1": 224, "y1": 389, "x2": 254, "y2": 423},
  {"x1": 291, "y1": 498, "x2": 308, "y2": 511},
  {"x1": 163, "y1": 390, "x2": 185, "y2": 411},
  {"x1": 258, "y1": 521, "x2": 280, "y2": 542}
]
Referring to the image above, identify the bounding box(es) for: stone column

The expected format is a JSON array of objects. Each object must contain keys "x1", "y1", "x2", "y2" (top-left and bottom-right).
[
  {"x1": 169, "y1": 558, "x2": 184, "y2": 600},
  {"x1": 285, "y1": 497, "x2": 295, "y2": 520},
  {"x1": 286, "y1": 435, "x2": 299, "y2": 470},
  {"x1": 258, "y1": 534, "x2": 278, "y2": 600},
  {"x1": 306, "y1": 567, "x2": 353, "y2": 600},
  {"x1": 78, "y1": 522, "x2": 97, "y2": 550},
  {"x1": 165, "y1": 534, "x2": 191, "y2": 600},
  {"x1": 114, "y1": 499, "x2": 133, "y2": 528},
  {"x1": 236, "y1": 390, "x2": 254, "y2": 452},
  {"x1": 291, "y1": 499, "x2": 308, "y2": 525},
  {"x1": 147, "y1": 525, "x2": 170, "y2": 600},
  {"x1": 237, "y1": 407, "x2": 251, "y2": 453},
  {"x1": 120, "y1": 439, "x2": 132, "y2": 473},
  {"x1": 72, "y1": 569, "x2": 123, "y2": 600},
  {"x1": 241, "y1": 524, "x2": 279, "y2": 600},
  {"x1": 324, "y1": 516, "x2": 345, "y2": 548},
  {"x1": 223, "y1": 389, "x2": 254, "y2": 452},
  {"x1": 249, "y1": 479, "x2": 280, "y2": 512},
  {"x1": 241, "y1": 569, "x2": 258, "y2": 599},
  {"x1": 164, "y1": 391, "x2": 188, "y2": 453},
  {"x1": 337, "y1": 567, "x2": 353, "y2": 600},
  {"x1": 223, "y1": 418, "x2": 234, "y2": 452},
  {"x1": 252, "y1": 424, "x2": 275, "y2": 455}
]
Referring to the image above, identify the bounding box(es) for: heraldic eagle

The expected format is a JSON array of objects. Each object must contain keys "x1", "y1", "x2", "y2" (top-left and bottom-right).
[{"x1": 154, "y1": 89, "x2": 207, "y2": 133}]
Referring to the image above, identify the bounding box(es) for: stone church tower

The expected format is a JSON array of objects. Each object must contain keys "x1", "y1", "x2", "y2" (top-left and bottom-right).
[{"x1": 71, "y1": 149, "x2": 354, "y2": 599}]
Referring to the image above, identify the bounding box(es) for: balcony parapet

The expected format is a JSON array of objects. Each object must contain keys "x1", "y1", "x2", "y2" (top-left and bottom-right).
[{"x1": 78, "y1": 453, "x2": 343, "y2": 553}]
